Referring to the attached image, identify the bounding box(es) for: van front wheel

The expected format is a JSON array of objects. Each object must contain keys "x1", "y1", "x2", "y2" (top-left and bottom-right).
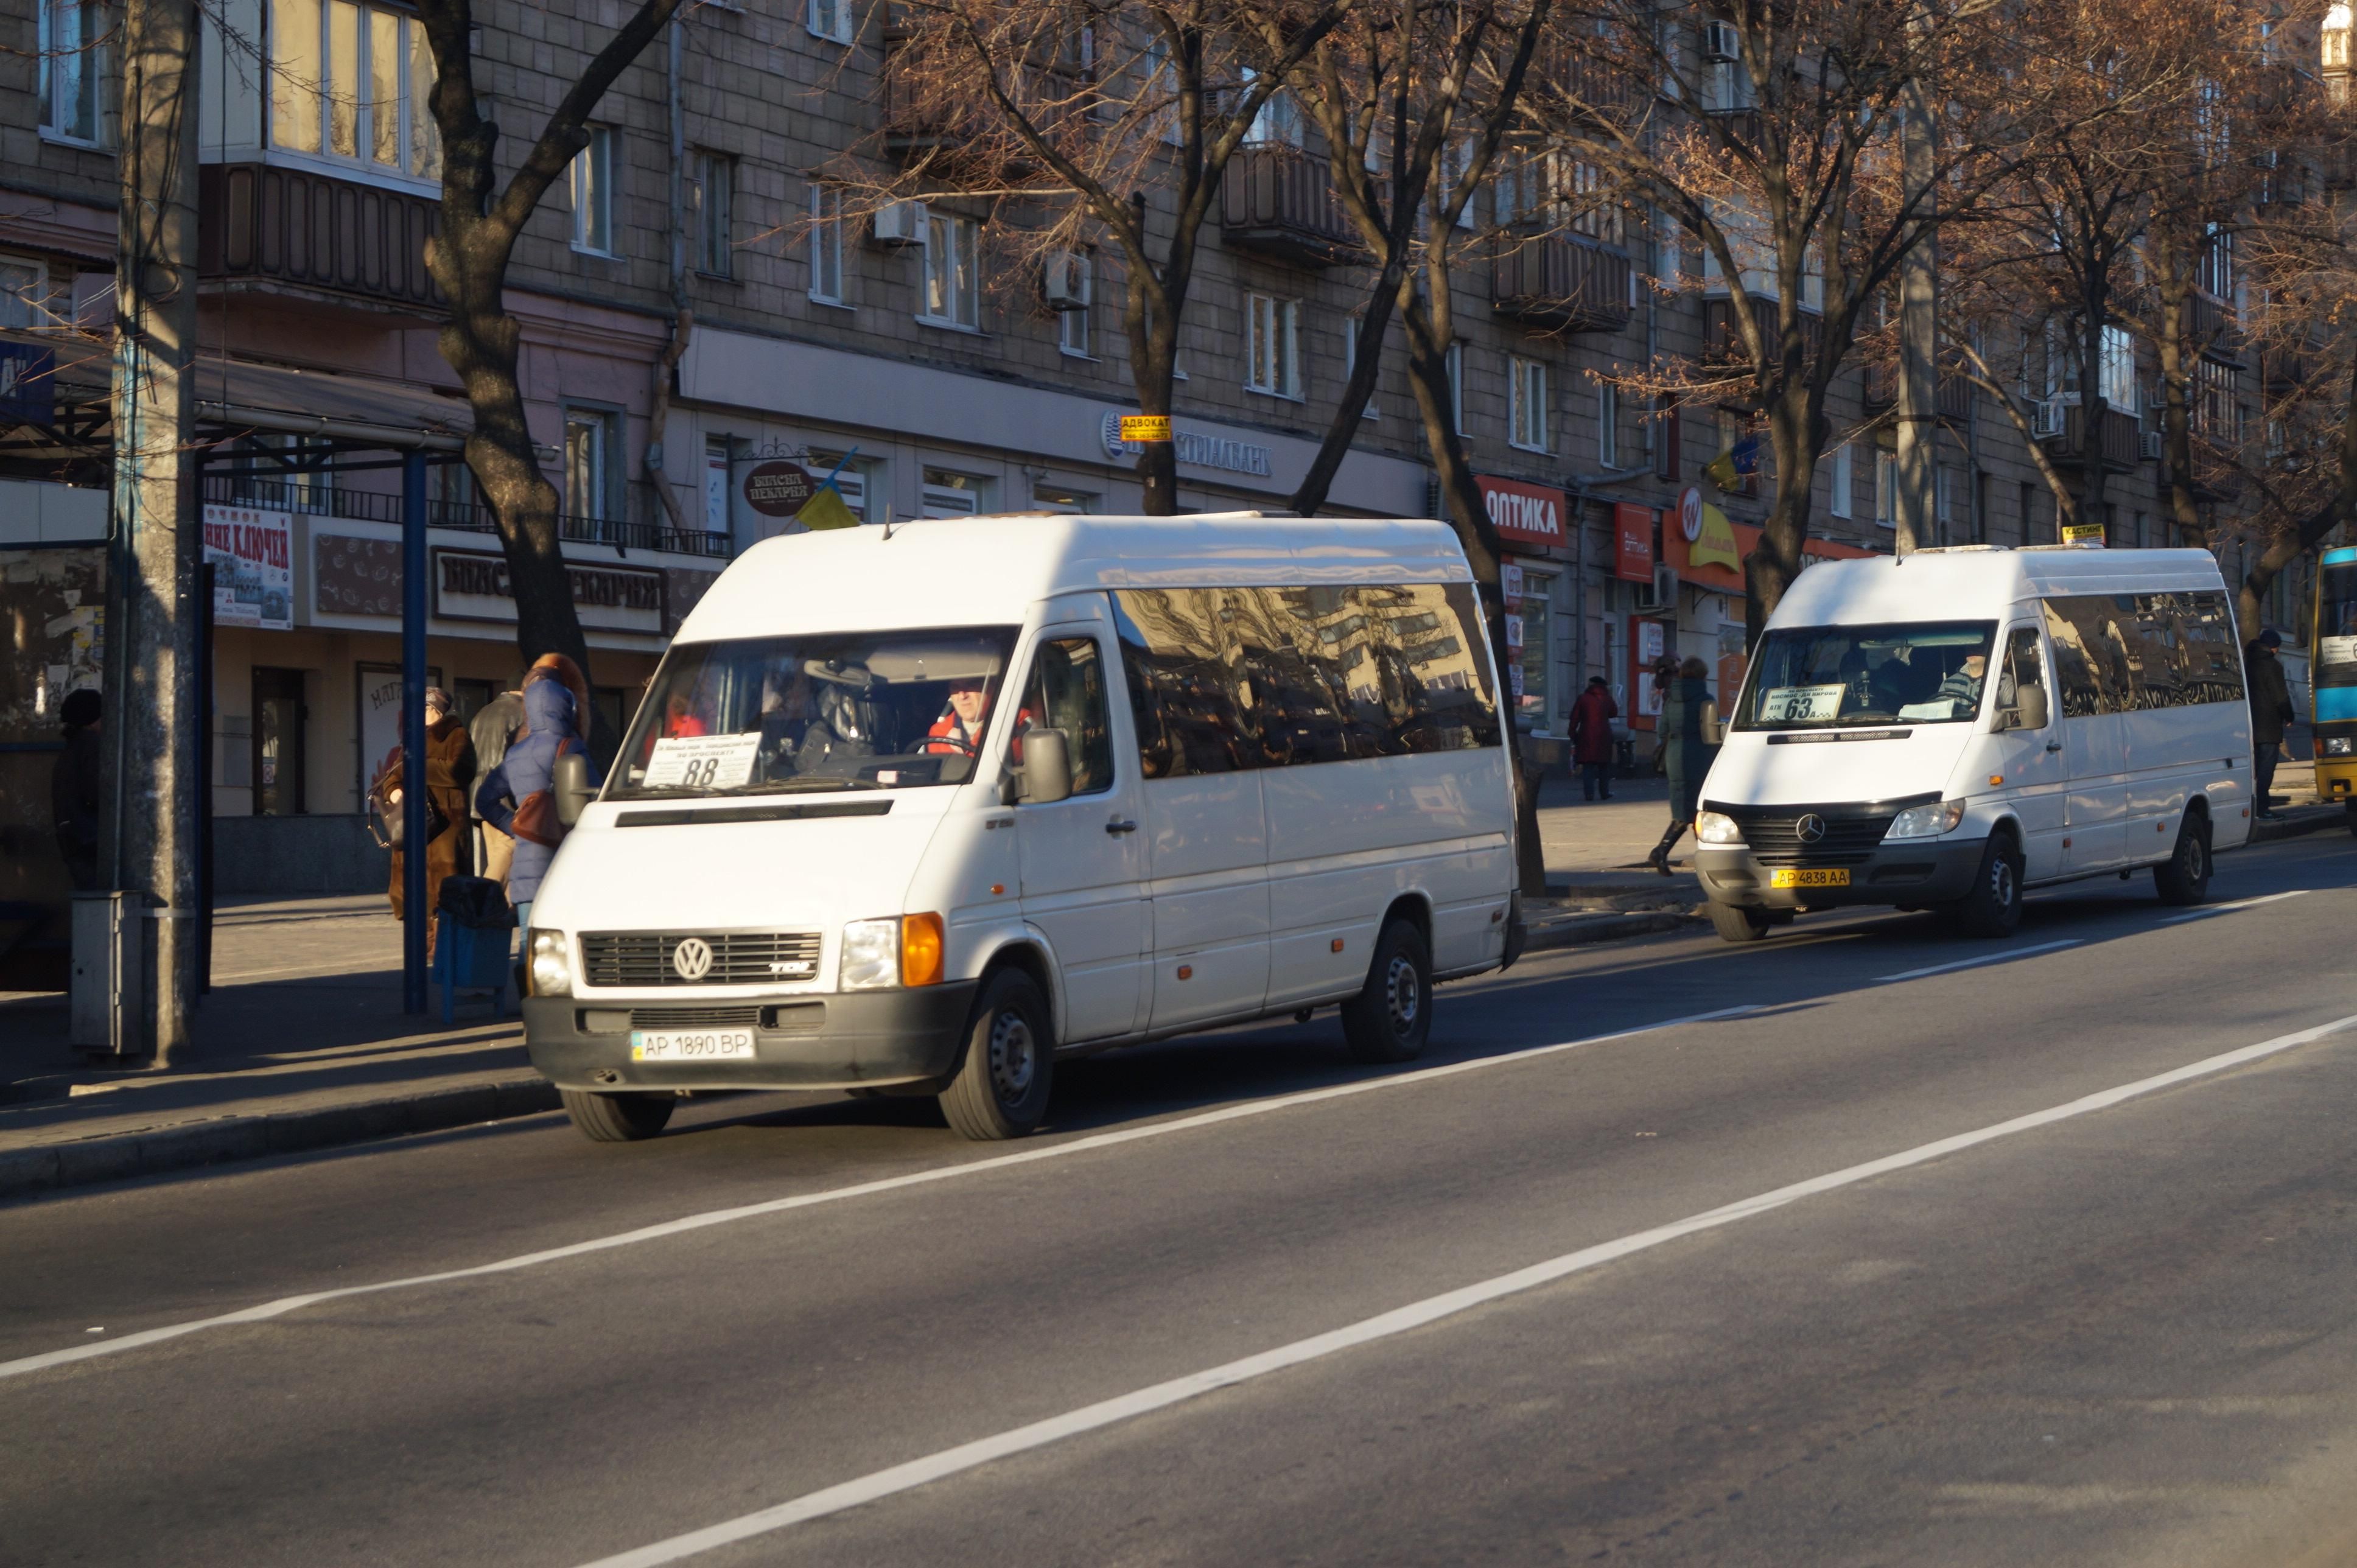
[
  {"x1": 2154, "y1": 814, "x2": 2212, "y2": 905},
  {"x1": 1707, "y1": 900, "x2": 1775, "y2": 943},
  {"x1": 559, "y1": 1088, "x2": 674, "y2": 1143},
  {"x1": 1946, "y1": 833, "x2": 2023, "y2": 937},
  {"x1": 1342, "y1": 918, "x2": 1432, "y2": 1065},
  {"x1": 939, "y1": 970, "x2": 1055, "y2": 1141}
]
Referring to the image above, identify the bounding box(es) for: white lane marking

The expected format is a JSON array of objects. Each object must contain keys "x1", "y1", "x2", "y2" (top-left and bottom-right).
[
  {"x1": 1874, "y1": 939, "x2": 2082, "y2": 985},
  {"x1": 575, "y1": 1009, "x2": 2357, "y2": 1568},
  {"x1": 2160, "y1": 889, "x2": 2312, "y2": 925},
  {"x1": 0, "y1": 1006, "x2": 1762, "y2": 1384}
]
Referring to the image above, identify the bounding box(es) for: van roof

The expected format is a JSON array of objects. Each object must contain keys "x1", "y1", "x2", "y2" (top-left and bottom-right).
[
  {"x1": 679, "y1": 514, "x2": 1475, "y2": 643},
  {"x1": 1768, "y1": 545, "x2": 2227, "y2": 628}
]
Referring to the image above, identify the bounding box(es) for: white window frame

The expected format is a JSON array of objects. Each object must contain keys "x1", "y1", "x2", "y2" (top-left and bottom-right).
[
  {"x1": 562, "y1": 405, "x2": 623, "y2": 527},
  {"x1": 704, "y1": 438, "x2": 732, "y2": 536},
  {"x1": 921, "y1": 467, "x2": 989, "y2": 518},
  {"x1": 808, "y1": 183, "x2": 847, "y2": 304},
  {"x1": 919, "y1": 211, "x2": 982, "y2": 331},
  {"x1": 1032, "y1": 482, "x2": 1096, "y2": 514},
  {"x1": 1509, "y1": 355, "x2": 1550, "y2": 453},
  {"x1": 1597, "y1": 380, "x2": 1619, "y2": 467},
  {"x1": 807, "y1": 0, "x2": 853, "y2": 45},
  {"x1": 808, "y1": 450, "x2": 870, "y2": 520},
  {"x1": 265, "y1": 0, "x2": 441, "y2": 187},
  {"x1": 1244, "y1": 292, "x2": 1301, "y2": 400},
  {"x1": 1343, "y1": 318, "x2": 1378, "y2": 419},
  {"x1": 572, "y1": 126, "x2": 617, "y2": 257},
  {"x1": 0, "y1": 257, "x2": 61, "y2": 331},
  {"x1": 693, "y1": 150, "x2": 735, "y2": 278},
  {"x1": 1829, "y1": 441, "x2": 1852, "y2": 519},
  {"x1": 1055, "y1": 251, "x2": 1093, "y2": 358},
  {"x1": 1874, "y1": 449, "x2": 1897, "y2": 529},
  {"x1": 39, "y1": 0, "x2": 107, "y2": 147},
  {"x1": 2099, "y1": 324, "x2": 2138, "y2": 413}
]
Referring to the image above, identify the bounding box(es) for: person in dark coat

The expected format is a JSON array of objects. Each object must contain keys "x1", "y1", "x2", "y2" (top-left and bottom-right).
[
  {"x1": 1647, "y1": 657, "x2": 1721, "y2": 875},
  {"x1": 1569, "y1": 676, "x2": 1619, "y2": 802},
  {"x1": 50, "y1": 688, "x2": 103, "y2": 892},
  {"x1": 468, "y1": 685, "x2": 527, "y2": 884},
  {"x1": 372, "y1": 687, "x2": 477, "y2": 957},
  {"x1": 2246, "y1": 628, "x2": 2296, "y2": 817},
  {"x1": 475, "y1": 665, "x2": 602, "y2": 926}
]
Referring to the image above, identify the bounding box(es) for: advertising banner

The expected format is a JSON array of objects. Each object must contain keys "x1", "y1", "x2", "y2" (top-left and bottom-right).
[{"x1": 202, "y1": 504, "x2": 294, "y2": 630}]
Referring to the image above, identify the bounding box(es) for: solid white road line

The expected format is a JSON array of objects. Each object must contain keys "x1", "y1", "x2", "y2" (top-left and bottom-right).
[
  {"x1": 1874, "y1": 939, "x2": 2082, "y2": 985},
  {"x1": 2160, "y1": 889, "x2": 2313, "y2": 925},
  {"x1": 0, "y1": 1006, "x2": 1762, "y2": 1384},
  {"x1": 574, "y1": 1009, "x2": 2357, "y2": 1568}
]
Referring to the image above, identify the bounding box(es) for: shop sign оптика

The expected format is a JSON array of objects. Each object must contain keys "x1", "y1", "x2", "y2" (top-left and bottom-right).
[
  {"x1": 1614, "y1": 502, "x2": 1656, "y2": 583},
  {"x1": 1476, "y1": 475, "x2": 1569, "y2": 553},
  {"x1": 430, "y1": 548, "x2": 666, "y2": 635}
]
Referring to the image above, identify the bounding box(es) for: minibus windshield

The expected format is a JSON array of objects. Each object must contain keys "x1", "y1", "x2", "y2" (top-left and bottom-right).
[
  {"x1": 611, "y1": 628, "x2": 1020, "y2": 799},
  {"x1": 1735, "y1": 621, "x2": 1998, "y2": 729}
]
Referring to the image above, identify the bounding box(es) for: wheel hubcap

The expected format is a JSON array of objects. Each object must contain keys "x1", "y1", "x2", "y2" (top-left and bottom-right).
[
  {"x1": 988, "y1": 1010, "x2": 1035, "y2": 1102},
  {"x1": 1385, "y1": 956, "x2": 1421, "y2": 1034},
  {"x1": 1994, "y1": 859, "x2": 2016, "y2": 906}
]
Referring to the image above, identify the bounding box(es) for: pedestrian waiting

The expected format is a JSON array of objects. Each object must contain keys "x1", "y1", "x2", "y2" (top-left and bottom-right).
[
  {"x1": 2246, "y1": 628, "x2": 2295, "y2": 819},
  {"x1": 475, "y1": 654, "x2": 599, "y2": 934},
  {"x1": 1569, "y1": 675, "x2": 1618, "y2": 802}
]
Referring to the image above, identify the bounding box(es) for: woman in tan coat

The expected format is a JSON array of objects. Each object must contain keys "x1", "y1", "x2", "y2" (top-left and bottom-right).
[{"x1": 372, "y1": 686, "x2": 477, "y2": 957}]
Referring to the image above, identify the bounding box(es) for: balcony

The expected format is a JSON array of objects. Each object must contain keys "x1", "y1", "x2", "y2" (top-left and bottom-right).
[
  {"x1": 1861, "y1": 360, "x2": 1974, "y2": 420},
  {"x1": 2187, "y1": 290, "x2": 2240, "y2": 360},
  {"x1": 198, "y1": 163, "x2": 440, "y2": 315},
  {"x1": 1701, "y1": 293, "x2": 1821, "y2": 366},
  {"x1": 200, "y1": 474, "x2": 732, "y2": 560},
  {"x1": 2034, "y1": 403, "x2": 2141, "y2": 473},
  {"x1": 1490, "y1": 234, "x2": 1633, "y2": 332},
  {"x1": 1219, "y1": 148, "x2": 1363, "y2": 267},
  {"x1": 1538, "y1": 43, "x2": 1653, "y2": 125}
]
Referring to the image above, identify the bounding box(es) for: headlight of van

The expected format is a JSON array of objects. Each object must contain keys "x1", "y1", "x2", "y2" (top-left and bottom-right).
[
  {"x1": 1885, "y1": 800, "x2": 1966, "y2": 840},
  {"x1": 840, "y1": 918, "x2": 901, "y2": 990},
  {"x1": 1695, "y1": 811, "x2": 1744, "y2": 845},
  {"x1": 526, "y1": 929, "x2": 572, "y2": 998},
  {"x1": 2324, "y1": 736, "x2": 2354, "y2": 757}
]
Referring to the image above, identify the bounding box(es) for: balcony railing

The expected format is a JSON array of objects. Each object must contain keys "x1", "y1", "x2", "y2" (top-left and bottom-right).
[
  {"x1": 198, "y1": 162, "x2": 441, "y2": 312},
  {"x1": 1861, "y1": 361, "x2": 1974, "y2": 420},
  {"x1": 2186, "y1": 290, "x2": 2240, "y2": 359},
  {"x1": 2034, "y1": 403, "x2": 2142, "y2": 472},
  {"x1": 1490, "y1": 234, "x2": 1633, "y2": 332},
  {"x1": 1219, "y1": 147, "x2": 1363, "y2": 267},
  {"x1": 200, "y1": 475, "x2": 732, "y2": 559},
  {"x1": 1701, "y1": 293, "x2": 1821, "y2": 365},
  {"x1": 1538, "y1": 44, "x2": 1653, "y2": 124}
]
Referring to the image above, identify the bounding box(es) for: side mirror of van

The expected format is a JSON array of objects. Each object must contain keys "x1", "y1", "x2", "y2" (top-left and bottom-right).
[
  {"x1": 553, "y1": 752, "x2": 595, "y2": 827},
  {"x1": 2014, "y1": 687, "x2": 2049, "y2": 732},
  {"x1": 1017, "y1": 728, "x2": 1073, "y2": 805}
]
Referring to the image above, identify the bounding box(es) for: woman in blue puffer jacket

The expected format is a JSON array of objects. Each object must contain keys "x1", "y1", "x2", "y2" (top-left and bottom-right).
[{"x1": 475, "y1": 658, "x2": 602, "y2": 925}]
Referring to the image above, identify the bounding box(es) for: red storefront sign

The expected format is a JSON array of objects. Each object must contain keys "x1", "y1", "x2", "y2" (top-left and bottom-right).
[
  {"x1": 1613, "y1": 502, "x2": 1656, "y2": 583},
  {"x1": 1476, "y1": 474, "x2": 1569, "y2": 551}
]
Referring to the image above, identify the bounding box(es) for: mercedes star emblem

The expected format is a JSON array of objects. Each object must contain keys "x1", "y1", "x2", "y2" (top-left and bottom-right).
[
  {"x1": 671, "y1": 937, "x2": 715, "y2": 982},
  {"x1": 1794, "y1": 813, "x2": 1828, "y2": 844}
]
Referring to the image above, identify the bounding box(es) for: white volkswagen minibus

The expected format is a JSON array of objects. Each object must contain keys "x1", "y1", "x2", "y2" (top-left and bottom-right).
[
  {"x1": 523, "y1": 516, "x2": 1520, "y2": 1143},
  {"x1": 1695, "y1": 547, "x2": 2254, "y2": 942}
]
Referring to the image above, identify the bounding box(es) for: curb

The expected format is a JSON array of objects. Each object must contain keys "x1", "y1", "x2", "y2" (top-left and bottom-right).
[
  {"x1": 2252, "y1": 806, "x2": 2342, "y2": 843},
  {"x1": 1524, "y1": 909, "x2": 1703, "y2": 950},
  {"x1": 0, "y1": 1077, "x2": 561, "y2": 1203}
]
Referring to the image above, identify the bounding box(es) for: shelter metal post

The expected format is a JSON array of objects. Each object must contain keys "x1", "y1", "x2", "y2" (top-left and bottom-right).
[{"x1": 402, "y1": 449, "x2": 429, "y2": 1013}]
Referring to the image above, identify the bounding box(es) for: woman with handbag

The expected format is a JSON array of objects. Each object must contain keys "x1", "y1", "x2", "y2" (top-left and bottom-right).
[
  {"x1": 370, "y1": 687, "x2": 477, "y2": 956},
  {"x1": 474, "y1": 656, "x2": 601, "y2": 933},
  {"x1": 1646, "y1": 657, "x2": 1721, "y2": 876}
]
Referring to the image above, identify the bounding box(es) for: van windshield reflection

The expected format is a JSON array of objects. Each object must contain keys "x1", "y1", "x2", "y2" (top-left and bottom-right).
[
  {"x1": 1736, "y1": 621, "x2": 1998, "y2": 729},
  {"x1": 612, "y1": 629, "x2": 1019, "y2": 799}
]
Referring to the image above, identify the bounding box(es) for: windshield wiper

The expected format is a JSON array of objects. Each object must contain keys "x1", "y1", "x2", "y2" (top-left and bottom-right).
[{"x1": 741, "y1": 777, "x2": 888, "y2": 795}]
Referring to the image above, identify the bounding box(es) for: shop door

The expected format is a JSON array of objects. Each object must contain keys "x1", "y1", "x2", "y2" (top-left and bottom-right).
[{"x1": 253, "y1": 668, "x2": 308, "y2": 816}]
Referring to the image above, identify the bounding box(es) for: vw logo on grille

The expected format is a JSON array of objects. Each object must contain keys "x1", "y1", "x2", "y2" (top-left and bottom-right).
[
  {"x1": 1793, "y1": 813, "x2": 1829, "y2": 844},
  {"x1": 671, "y1": 937, "x2": 715, "y2": 982}
]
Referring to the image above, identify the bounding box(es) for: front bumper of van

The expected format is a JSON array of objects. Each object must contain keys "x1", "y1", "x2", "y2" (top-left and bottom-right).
[
  {"x1": 1693, "y1": 837, "x2": 1989, "y2": 910},
  {"x1": 522, "y1": 982, "x2": 978, "y2": 1093}
]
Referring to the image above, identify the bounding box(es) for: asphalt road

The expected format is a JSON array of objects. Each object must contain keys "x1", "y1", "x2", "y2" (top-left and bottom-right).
[{"x1": 9, "y1": 831, "x2": 2357, "y2": 1567}]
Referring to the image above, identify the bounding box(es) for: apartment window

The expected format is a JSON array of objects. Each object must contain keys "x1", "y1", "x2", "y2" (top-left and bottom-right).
[
  {"x1": 922, "y1": 467, "x2": 989, "y2": 518},
  {"x1": 1509, "y1": 357, "x2": 1550, "y2": 453},
  {"x1": 1936, "y1": 464, "x2": 1959, "y2": 536},
  {"x1": 430, "y1": 457, "x2": 474, "y2": 527},
  {"x1": 807, "y1": 0, "x2": 853, "y2": 44},
  {"x1": 1032, "y1": 483, "x2": 1096, "y2": 514},
  {"x1": 1052, "y1": 251, "x2": 1093, "y2": 357},
  {"x1": 2100, "y1": 324, "x2": 2137, "y2": 412},
  {"x1": 921, "y1": 211, "x2": 982, "y2": 329},
  {"x1": 1342, "y1": 318, "x2": 1378, "y2": 418},
  {"x1": 1245, "y1": 293, "x2": 1301, "y2": 399},
  {"x1": 1243, "y1": 79, "x2": 1305, "y2": 147},
  {"x1": 808, "y1": 184, "x2": 846, "y2": 303},
  {"x1": 1874, "y1": 450, "x2": 1897, "y2": 528},
  {"x1": 563, "y1": 407, "x2": 620, "y2": 524},
  {"x1": 1447, "y1": 341, "x2": 1466, "y2": 434},
  {"x1": 693, "y1": 151, "x2": 735, "y2": 278},
  {"x1": 2195, "y1": 359, "x2": 2240, "y2": 439},
  {"x1": 808, "y1": 450, "x2": 869, "y2": 519},
  {"x1": 1829, "y1": 443, "x2": 1852, "y2": 518},
  {"x1": 2019, "y1": 480, "x2": 2042, "y2": 545},
  {"x1": 268, "y1": 0, "x2": 440, "y2": 178},
  {"x1": 1597, "y1": 381, "x2": 1619, "y2": 467},
  {"x1": 704, "y1": 439, "x2": 732, "y2": 535},
  {"x1": 39, "y1": 0, "x2": 106, "y2": 144},
  {"x1": 0, "y1": 259, "x2": 59, "y2": 330},
  {"x1": 572, "y1": 127, "x2": 617, "y2": 255},
  {"x1": 1566, "y1": 161, "x2": 1625, "y2": 245}
]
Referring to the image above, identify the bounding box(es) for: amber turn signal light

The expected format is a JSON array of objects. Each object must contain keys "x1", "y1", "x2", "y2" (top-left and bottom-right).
[{"x1": 900, "y1": 912, "x2": 945, "y2": 987}]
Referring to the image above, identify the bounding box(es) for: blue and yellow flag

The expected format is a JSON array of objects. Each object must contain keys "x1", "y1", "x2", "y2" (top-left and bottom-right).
[{"x1": 796, "y1": 483, "x2": 860, "y2": 532}]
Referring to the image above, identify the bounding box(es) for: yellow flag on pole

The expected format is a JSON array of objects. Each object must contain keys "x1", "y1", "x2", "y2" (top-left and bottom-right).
[{"x1": 796, "y1": 485, "x2": 860, "y2": 532}]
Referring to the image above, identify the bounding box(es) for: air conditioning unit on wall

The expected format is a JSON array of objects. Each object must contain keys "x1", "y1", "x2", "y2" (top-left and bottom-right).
[
  {"x1": 2141, "y1": 430, "x2": 2165, "y2": 461},
  {"x1": 1634, "y1": 564, "x2": 1679, "y2": 614},
  {"x1": 871, "y1": 200, "x2": 929, "y2": 246},
  {"x1": 1702, "y1": 21, "x2": 1741, "y2": 61},
  {"x1": 1042, "y1": 250, "x2": 1087, "y2": 310}
]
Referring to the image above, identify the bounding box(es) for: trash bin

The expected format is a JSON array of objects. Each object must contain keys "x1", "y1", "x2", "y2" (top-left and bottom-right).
[{"x1": 432, "y1": 875, "x2": 517, "y2": 1024}]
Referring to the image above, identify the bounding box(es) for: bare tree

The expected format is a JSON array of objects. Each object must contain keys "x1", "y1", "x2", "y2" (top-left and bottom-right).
[{"x1": 413, "y1": 0, "x2": 688, "y2": 747}]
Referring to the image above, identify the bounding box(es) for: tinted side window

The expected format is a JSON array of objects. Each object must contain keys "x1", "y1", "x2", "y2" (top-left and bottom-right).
[
  {"x1": 1109, "y1": 589, "x2": 1256, "y2": 777},
  {"x1": 1998, "y1": 625, "x2": 2047, "y2": 725},
  {"x1": 2179, "y1": 591, "x2": 2246, "y2": 705},
  {"x1": 1021, "y1": 637, "x2": 1115, "y2": 795},
  {"x1": 2042, "y1": 597, "x2": 2132, "y2": 716},
  {"x1": 1228, "y1": 587, "x2": 1358, "y2": 766}
]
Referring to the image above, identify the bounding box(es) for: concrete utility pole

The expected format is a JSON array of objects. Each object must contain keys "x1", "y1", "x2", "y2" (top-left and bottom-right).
[
  {"x1": 107, "y1": 0, "x2": 203, "y2": 1064},
  {"x1": 1893, "y1": 66, "x2": 1938, "y2": 557}
]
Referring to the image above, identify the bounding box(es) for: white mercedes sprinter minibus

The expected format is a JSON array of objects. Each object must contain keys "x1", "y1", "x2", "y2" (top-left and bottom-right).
[
  {"x1": 1695, "y1": 546, "x2": 2253, "y2": 942},
  {"x1": 523, "y1": 516, "x2": 1519, "y2": 1143}
]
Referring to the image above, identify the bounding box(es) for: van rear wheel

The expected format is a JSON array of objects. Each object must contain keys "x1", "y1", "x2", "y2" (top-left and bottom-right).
[
  {"x1": 939, "y1": 970, "x2": 1055, "y2": 1141},
  {"x1": 2153, "y1": 813, "x2": 2212, "y2": 905},
  {"x1": 560, "y1": 1088, "x2": 674, "y2": 1143},
  {"x1": 1946, "y1": 831, "x2": 2023, "y2": 937},
  {"x1": 1707, "y1": 900, "x2": 1775, "y2": 943},
  {"x1": 1342, "y1": 918, "x2": 1432, "y2": 1065}
]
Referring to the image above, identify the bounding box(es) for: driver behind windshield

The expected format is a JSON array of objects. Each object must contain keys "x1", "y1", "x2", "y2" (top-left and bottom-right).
[
  {"x1": 1935, "y1": 654, "x2": 1987, "y2": 715},
  {"x1": 922, "y1": 676, "x2": 994, "y2": 756}
]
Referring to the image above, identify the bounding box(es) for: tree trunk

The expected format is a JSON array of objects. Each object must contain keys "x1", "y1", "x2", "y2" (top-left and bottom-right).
[
  {"x1": 1121, "y1": 246, "x2": 1182, "y2": 516},
  {"x1": 2235, "y1": 354, "x2": 2357, "y2": 632},
  {"x1": 2154, "y1": 242, "x2": 2203, "y2": 551},
  {"x1": 2078, "y1": 304, "x2": 2110, "y2": 541},
  {"x1": 1748, "y1": 384, "x2": 1824, "y2": 651}
]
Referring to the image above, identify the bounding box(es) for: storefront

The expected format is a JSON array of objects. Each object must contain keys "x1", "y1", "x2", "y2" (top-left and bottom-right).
[{"x1": 1476, "y1": 474, "x2": 1575, "y2": 758}]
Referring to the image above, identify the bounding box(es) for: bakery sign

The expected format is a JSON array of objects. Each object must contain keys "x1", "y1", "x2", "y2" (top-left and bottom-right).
[{"x1": 431, "y1": 548, "x2": 666, "y2": 634}]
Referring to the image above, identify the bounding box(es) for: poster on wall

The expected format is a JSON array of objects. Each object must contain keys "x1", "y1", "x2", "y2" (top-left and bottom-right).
[
  {"x1": 1631, "y1": 617, "x2": 1667, "y2": 719},
  {"x1": 202, "y1": 504, "x2": 295, "y2": 630},
  {"x1": 355, "y1": 663, "x2": 443, "y2": 802}
]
